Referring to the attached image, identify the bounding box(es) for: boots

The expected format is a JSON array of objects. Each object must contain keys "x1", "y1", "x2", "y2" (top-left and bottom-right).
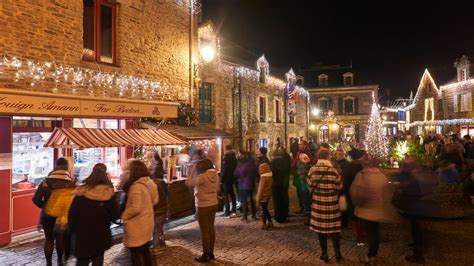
[
  {"x1": 267, "y1": 220, "x2": 274, "y2": 229},
  {"x1": 318, "y1": 233, "x2": 329, "y2": 263},
  {"x1": 331, "y1": 233, "x2": 343, "y2": 262}
]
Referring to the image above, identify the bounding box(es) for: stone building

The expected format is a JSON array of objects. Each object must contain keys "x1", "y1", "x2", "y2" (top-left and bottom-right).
[
  {"x1": 298, "y1": 64, "x2": 378, "y2": 143},
  {"x1": 196, "y1": 22, "x2": 309, "y2": 155},
  {"x1": 440, "y1": 55, "x2": 474, "y2": 136}
]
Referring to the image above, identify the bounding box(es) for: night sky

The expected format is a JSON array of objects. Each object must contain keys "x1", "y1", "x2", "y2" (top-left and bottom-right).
[{"x1": 201, "y1": 0, "x2": 474, "y2": 98}]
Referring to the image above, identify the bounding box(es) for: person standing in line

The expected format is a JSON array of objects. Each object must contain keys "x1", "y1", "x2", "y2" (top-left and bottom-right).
[
  {"x1": 234, "y1": 151, "x2": 258, "y2": 221},
  {"x1": 294, "y1": 141, "x2": 313, "y2": 215},
  {"x1": 256, "y1": 162, "x2": 273, "y2": 230},
  {"x1": 334, "y1": 148, "x2": 348, "y2": 227},
  {"x1": 121, "y1": 160, "x2": 159, "y2": 266},
  {"x1": 308, "y1": 137, "x2": 319, "y2": 161},
  {"x1": 344, "y1": 149, "x2": 366, "y2": 243},
  {"x1": 150, "y1": 152, "x2": 169, "y2": 252},
  {"x1": 220, "y1": 145, "x2": 238, "y2": 218},
  {"x1": 257, "y1": 147, "x2": 271, "y2": 167},
  {"x1": 271, "y1": 147, "x2": 292, "y2": 223},
  {"x1": 186, "y1": 159, "x2": 220, "y2": 263},
  {"x1": 33, "y1": 157, "x2": 76, "y2": 266},
  {"x1": 307, "y1": 148, "x2": 343, "y2": 263},
  {"x1": 351, "y1": 155, "x2": 392, "y2": 264},
  {"x1": 68, "y1": 167, "x2": 119, "y2": 266}
]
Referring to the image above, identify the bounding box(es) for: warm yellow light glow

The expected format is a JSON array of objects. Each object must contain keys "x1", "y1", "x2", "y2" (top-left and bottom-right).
[
  {"x1": 311, "y1": 108, "x2": 320, "y2": 116},
  {"x1": 331, "y1": 123, "x2": 339, "y2": 130},
  {"x1": 382, "y1": 115, "x2": 387, "y2": 120},
  {"x1": 200, "y1": 46, "x2": 215, "y2": 62},
  {"x1": 310, "y1": 124, "x2": 316, "y2": 131}
]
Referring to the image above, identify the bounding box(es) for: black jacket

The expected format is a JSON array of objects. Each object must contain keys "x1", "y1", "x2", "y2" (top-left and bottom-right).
[
  {"x1": 341, "y1": 161, "x2": 363, "y2": 210},
  {"x1": 68, "y1": 184, "x2": 119, "y2": 259},
  {"x1": 221, "y1": 151, "x2": 238, "y2": 184},
  {"x1": 271, "y1": 151, "x2": 291, "y2": 188}
]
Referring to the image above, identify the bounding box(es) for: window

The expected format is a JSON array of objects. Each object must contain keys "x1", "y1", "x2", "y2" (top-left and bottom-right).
[
  {"x1": 461, "y1": 69, "x2": 468, "y2": 81},
  {"x1": 453, "y1": 95, "x2": 459, "y2": 112},
  {"x1": 83, "y1": 0, "x2": 117, "y2": 64},
  {"x1": 259, "y1": 67, "x2": 266, "y2": 83},
  {"x1": 318, "y1": 74, "x2": 328, "y2": 87},
  {"x1": 259, "y1": 139, "x2": 268, "y2": 149},
  {"x1": 343, "y1": 98, "x2": 354, "y2": 114},
  {"x1": 319, "y1": 125, "x2": 329, "y2": 143},
  {"x1": 436, "y1": 125, "x2": 443, "y2": 135},
  {"x1": 199, "y1": 82, "x2": 212, "y2": 123},
  {"x1": 275, "y1": 100, "x2": 281, "y2": 123},
  {"x1": 319, "y1": 98, "x2": 329, "y2": 112},
  {"x1": 397, "y1": 111, "x2": 406, "y2": 121},
  {"x1": 343, "y1": 72, "x2": 354, "y2": 86},
  {"x1": 461, "y1": 92, "x2": 472, "y2": 112},
  {"x1": 343, "y1": 125, "x2": 355, "y2": 141},
  {"x1": 426, "y1": 84, "x2": 431, "y2": 92},
  {"x1": 259, "y1": 96, "x2": 266, "y2": 122}
]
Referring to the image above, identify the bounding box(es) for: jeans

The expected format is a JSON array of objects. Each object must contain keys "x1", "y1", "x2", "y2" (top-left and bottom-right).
[
  {"x1": 318, "y1": 233, "x2": 341, "y2": 256},
  {"x1": 365, "y1": 220, "x2": 380, "y2": 257},
  {"x1": 76, "y1": 253, "x2": 104, "y2": 266},
  {"x1": 260, "y1": 202, "x2": 272, "y2": 224},
  {"x1": 129, "y1": 242, "x2": 152, "y2": 266},
  {"x1": 239, "y1": 190, "x2": 256, "y2": 218},
  {"x1": 222, "y1": 182, "x2": 237, "y2": 214},
  {"x1": 409, "y1": 216, "x2": 423, "y2": 257},
  {"x1": 197, "y1": 205, "x2": 218, "y2": 254},
  {"x1": 153, "y1": 212, "x2": 167, "y2": 247},
  {"x1": 295, "y1": 175, "x2": 311, "y2": 212}
]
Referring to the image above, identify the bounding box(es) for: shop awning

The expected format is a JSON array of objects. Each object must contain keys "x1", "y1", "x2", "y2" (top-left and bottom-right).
[
  {"x1": 141, "y1": 122, "x2": 237, "y2": 140},
  {"x1": 44, "y1": 127, "x2": 187, "y2": 148}
]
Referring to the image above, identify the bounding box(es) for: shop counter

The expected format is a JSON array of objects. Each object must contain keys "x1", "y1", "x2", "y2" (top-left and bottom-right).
[
  {"x1": 168, "y1": 179, "x2": 194, "y2": 219},
  {"x1": 12, "y1": 188, "x2": 41, "y2": 236}
]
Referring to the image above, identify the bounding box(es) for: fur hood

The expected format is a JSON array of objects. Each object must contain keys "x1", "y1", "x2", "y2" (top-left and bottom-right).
[{"x1": 75, "y1": 184, "x2": 115, "y2": 201}]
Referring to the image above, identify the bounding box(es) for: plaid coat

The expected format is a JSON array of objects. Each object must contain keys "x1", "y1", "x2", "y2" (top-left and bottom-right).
[{"x1": 307, "y1": 159, "x2": 343, "y2": 234}]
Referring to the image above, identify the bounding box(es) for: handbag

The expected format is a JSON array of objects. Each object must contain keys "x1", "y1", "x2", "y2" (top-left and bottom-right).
[{"x1": 339, "y1": 194, "x2": 348, "y2": 211}]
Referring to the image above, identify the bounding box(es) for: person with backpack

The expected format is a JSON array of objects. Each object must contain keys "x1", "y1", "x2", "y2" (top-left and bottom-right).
[
  {"x1": 32, "y1": 157, "x2": 76, "y2": 266},
  {"x1": 68, "y1": 166, "x2": 119, "y2": 266},
  {"x1": 121, "y1": 160, "x2": 159, "y2": 266},
  {"x1": 150, "y1": 152, "x2": 169, "y2": 253}
]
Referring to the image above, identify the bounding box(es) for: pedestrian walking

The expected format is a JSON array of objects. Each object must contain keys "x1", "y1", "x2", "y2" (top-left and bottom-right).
[
  {"x1": 271, "y1": 147, "x2": 291, "y2": 223},
  {"x1": 234, "y1": 151, "x2": 258, "y2": 221},
  {"x1": 350, "y1": 154, "x2": 392, "y2": 264},
  {"x1": 186, "y1": 159, "x2": 220, "y2": 263},
  {"x1": 32, "y1": 157, "x2": 76, "y2": 266},
  {"x1": 256, "y1": 162, "x2": 273, "y2": 230},
  {"x1": 307, "y1": 148, "x2": 343, "y2": 263},
  {"x1": 121, "y1": 160, "x2": 159, "y2": 266},
  {"x1": 68, "y1": 166, "x2": 119, "y2": 266},
  {"x1": 150, "y1": 152, "x2": 169, "y2": 252},
  {"x1": 220, "y1": 145, "x2": 238, "y2": 217}
]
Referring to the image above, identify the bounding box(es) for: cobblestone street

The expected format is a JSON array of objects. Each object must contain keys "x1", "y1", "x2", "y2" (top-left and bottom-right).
[{"x1": 1, "y1": 187, "x2": 473, "y2": 265}]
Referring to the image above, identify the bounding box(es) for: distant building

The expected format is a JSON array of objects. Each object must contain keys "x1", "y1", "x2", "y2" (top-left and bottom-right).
[
  {"x1": 298, "y1": 64, "x2": 378, "y2": 143},
  {"x1": 381, "y1": 98, "x2": 413, "y2": 135}
]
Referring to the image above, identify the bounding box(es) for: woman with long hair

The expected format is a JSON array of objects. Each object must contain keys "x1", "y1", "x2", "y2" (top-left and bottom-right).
[
  {"x1": 68, "y1": 166, "x2": 119, "y2": 266},
  {"x1": 121, "y1": 160, "x2": 159, "y2": 265},
  {"x1": 307, "y1": 148, "x2": 343, "y2": 263}
]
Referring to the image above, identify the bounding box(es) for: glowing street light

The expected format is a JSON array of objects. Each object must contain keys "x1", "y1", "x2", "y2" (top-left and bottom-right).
[
  {"x1": 200, "y1": 46, "x2": 215, "y2": 62},
  {"x1": 311, "y1": 108, "x2": 320, "y2": 116}
]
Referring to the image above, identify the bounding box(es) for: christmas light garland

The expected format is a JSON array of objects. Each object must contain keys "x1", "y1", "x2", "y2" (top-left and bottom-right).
[
  {"x1": 0, "y1": 55, "x2": 178, "y2": 101},
  {"x1": 406, "y1": 118, "x2": 474, "y2": 128}
]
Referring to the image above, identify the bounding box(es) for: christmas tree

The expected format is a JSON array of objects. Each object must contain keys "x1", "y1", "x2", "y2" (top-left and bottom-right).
[{"x1": 365, "y1": 93, "x2": 389, "y2": 160}]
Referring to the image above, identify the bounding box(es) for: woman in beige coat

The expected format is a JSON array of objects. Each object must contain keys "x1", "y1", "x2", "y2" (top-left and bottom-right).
[
  {"x1": 257, "y1": 163, "x2": 273, "y2": 230},
  {"x1": 121, "y1": 160, "x2": 159, "y2": 266},
  {"x1": 350, "y1": 154, "x2": 391, "y2": 264}
]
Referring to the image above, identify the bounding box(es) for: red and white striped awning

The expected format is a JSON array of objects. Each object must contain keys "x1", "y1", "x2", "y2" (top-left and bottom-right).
[{"x1": 44, "y1": 127, "x2": 187, "y2": 148}]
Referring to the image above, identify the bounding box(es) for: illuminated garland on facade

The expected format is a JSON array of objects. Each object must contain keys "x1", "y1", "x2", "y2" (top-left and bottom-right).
[
  {"x1": 406, "y1": 118, "x2": 474, "y2": 128},
  {"x1": 0, "y1": 55, "x2": 177, "y2": 101}
]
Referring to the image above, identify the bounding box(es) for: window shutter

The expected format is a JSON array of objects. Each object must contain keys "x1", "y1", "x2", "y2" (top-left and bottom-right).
[
  {"x1": 453, "y1": 95, "x2": 458, "y2": 112},
  {"x1": 354, "y1": 97, "x2": 359, "y2": 114},
  {"x1": 468, "y1": 92, "x2": 472, "y2": 111},
  {"x1": 338, "y1": 98, "x2": 343, "y2": 114}
]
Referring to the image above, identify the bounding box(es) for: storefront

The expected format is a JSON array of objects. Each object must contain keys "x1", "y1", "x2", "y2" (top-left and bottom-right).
[{"x1": 0, "y1": 88, "x2": 178, "y2": 245}]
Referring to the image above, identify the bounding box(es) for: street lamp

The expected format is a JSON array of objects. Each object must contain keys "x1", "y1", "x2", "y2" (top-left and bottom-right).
[
  {"x1": 200, "y1": 45, "x2": 215, "y2": 63},
  {"x1": 311, "y1": 108, "x2": 320, "y2": 116}
]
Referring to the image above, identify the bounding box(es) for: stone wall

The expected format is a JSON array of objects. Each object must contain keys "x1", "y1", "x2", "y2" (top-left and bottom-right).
[{"x1": 0, "y1": 0, "x2": 192, "y2": 102}]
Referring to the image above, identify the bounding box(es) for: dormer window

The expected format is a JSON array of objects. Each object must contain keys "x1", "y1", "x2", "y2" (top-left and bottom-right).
[
  {"x1": 343, "y1": 72, "x2": 354, "y2": 86},
  {"x1": 257, "y1": 55, "x2": 269, "y2": 84},
  {"x1": 318, "y1": 74, "x2": 328, "y2": 87}
]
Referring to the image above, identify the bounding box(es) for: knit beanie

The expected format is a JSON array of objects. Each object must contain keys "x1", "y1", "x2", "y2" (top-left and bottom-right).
[{"x1": 259, "y1": 147, "x2": 268, "y2": 155}]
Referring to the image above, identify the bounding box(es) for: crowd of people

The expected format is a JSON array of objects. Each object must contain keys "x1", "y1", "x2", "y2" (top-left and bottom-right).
[{"x1": 31, "y1": 133, "x2": 474, "y2": 265}]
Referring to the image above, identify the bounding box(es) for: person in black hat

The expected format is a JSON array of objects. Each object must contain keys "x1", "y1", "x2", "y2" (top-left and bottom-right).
[
  {"x1": 257, "y1": 147, "x2": 270, "y2": 168},
  {"x1": 343, "y1": 148, "x2": 366, "y2": 244}
]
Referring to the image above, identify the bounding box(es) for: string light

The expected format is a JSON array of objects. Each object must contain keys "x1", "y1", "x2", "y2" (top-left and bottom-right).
[
  {"x1": 0, "y1": 54, "x2": 178, "y2": 101},
  {"x1": 365, "y1": 92, "x2": 389, "y2": 159},
  {"x1": 406, "y1": 118, "x2": 474, "y2": 128}
]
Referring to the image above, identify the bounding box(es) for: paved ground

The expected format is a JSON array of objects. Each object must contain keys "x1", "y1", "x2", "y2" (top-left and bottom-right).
[{"x1": 1, "y1": 186, "x2": 474, "y2": 265}]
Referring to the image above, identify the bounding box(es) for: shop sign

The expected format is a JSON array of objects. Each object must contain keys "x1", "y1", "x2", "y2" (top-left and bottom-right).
[{"x1": 0, "y1": 91, "x2": 177, "y2": 118}]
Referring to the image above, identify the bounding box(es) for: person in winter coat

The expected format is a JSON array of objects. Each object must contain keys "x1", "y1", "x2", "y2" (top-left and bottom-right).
[
  {"x1": 295, "y1": 143, "x2": 313, "y2": 214},
  {"x1": 68, "y1": 167, "x2": 119, "y2": 266},
  {"x1": 307, "y1": 148, "x2": 343, "y2": 263},
  {"x1": 257, "y1": 147, "x2": 271, "y2": 167},
  {"x1": 256, "y1": 163, "x2": 273, "y2": 230},
  {"x1": 271, "y1": 147, "x2": 292, "y2": 223},
  {"x1": 151, "y1": 154, "x2": 169, "y2": 252},
  {"x1": 350, "y1": 154, "x2": 392, "y2": 264},
  {"x1": 186, "y1": 159, "x2": 220, "y2": 263},
  {"x1": 121, "y1": 160, "x2": 159, "y2": 266},
  {"x1": 149, "y1": 151, "x2": 165, "y2": 180},
  {"x1": 343, "y1": 148, "x2": 365, "y2": 242},
  {"x1": 220, "y1": 145, "x2": 238, "y2": 217},
  {"x1": 33, "y1": 157, "x2": 76, "y2": 266},
  {"x1": 234, "y1": 151, "x2": 258, "y2": 221}
]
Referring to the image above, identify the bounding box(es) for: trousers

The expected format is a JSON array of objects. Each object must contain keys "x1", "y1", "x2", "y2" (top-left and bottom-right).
[
  {"x1": 129, "y1": 242, "x2": 152, "y2": 266},
  {"x1": 197, "y1": 205, "x2": 218, "y2": 254},
  {"x1": 222, "y1": 182, "x2": 237, "y2": 214}
]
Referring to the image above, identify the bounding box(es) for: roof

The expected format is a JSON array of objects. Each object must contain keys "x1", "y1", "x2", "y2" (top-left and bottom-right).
[
  {"x1": 44, "y1": 127, "x2": 186, "y2": 148},
  {"x1": 142, "y1": 122, "x2": 236, "y2": 140},
  {"x1": 297, "y1": 64, "x2": 371, "y2": 88}
]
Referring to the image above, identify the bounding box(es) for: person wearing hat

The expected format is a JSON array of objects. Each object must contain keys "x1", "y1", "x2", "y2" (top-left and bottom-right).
[
  {"x1": 344, "y1": 148, "x2": 366, "y2": 245},
  {"x1": 256, "y1": 163, "x2": 273, "y2": 230},
  {"x1": 257, "y1": 147, "x2": 270, "y2": 168},
  {"x1": 33, "y1": 157, "x2": 76, "y2": 266}
]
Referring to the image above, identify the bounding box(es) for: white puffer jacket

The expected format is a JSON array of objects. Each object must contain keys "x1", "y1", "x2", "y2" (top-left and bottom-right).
[{"x1": 121, "y1": 176, "x2": 158, "y2": 247}]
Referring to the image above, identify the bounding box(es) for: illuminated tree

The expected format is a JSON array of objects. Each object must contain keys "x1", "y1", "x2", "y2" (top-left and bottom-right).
[{"x1": 365, "y1": 93, "x2": 389, "y2": 160}]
